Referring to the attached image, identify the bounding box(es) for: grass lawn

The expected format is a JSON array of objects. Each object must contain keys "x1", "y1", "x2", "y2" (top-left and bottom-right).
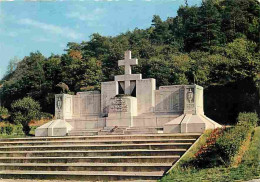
[{"x1": 160, "y1": 127, "x2": 260, "y2": 182}]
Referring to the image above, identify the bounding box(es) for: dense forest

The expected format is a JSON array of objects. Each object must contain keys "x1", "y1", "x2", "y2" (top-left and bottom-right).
[{"x1": 0, "y1": 0, "x2": 259, "y2": 124}]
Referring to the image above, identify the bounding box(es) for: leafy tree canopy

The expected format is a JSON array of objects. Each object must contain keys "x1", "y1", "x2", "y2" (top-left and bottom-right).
[{"x1": 0, "y1": 0, "x2": 259, "y2": 124}]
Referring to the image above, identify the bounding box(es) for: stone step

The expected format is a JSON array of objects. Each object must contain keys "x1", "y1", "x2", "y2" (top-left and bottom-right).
[
  {"x1": 68, "y1": 129, "x2": 103, "y2": 136},
  {"x1": 0, "y1": 149, "x2": 186, "y2": 157},
  {"x1": 0, "y1": 170, "x2": 164, "y2": 181},
  {"x1": 0, "y1": 155, "x2": 180, "y2": 164},
  {"x1": 69, "y1": 129, "x2": 103, "y2": 132},
  {"x1": 0, "y1": 163, "x2": 172, "y2": 172},
  {"x1": 68, "y1": 131, "x2": 99, "y2": 136},
  {"x1": 126, "y1": 128, "x2": 163, "y2": 132},
  {"x1": 0, "y1": 133, "x2": 199, "y2": 181},
  {"x1": 0, "y1": 143, "x2": 192, "y2": 151},
  {"x1": 0, "y1": 138, "x2": 196, "y2": 146},
  {"x1": 97, "y1": 132, "x2": 125, "y2": 135},
  {"x1": 128, "y1": 126, "x2": 163, "y2": 129},
  {"x1": 0, "y1": 133, "x2": 200, "y2": 142},
  {"x1": 124, "y1": 131, "x2": 159, "y2": 135},
  {"x1": 98, "y1": 129, "x2": 126, "y2": 135}
]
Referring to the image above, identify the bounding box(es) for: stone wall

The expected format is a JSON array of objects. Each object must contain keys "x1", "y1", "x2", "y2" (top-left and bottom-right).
[
  {"x1": 155, "y1": 85, "x2": 184, "y2": 114},
  {"x1": 55, "y1": 84, "x2": 206, "y2": 130},
  {"x1": 76, "y1": 91, "x2": 101, "y2": 118},
  {"x1": 101, "y1": 81, "x2": 118, "y2": 116},
  {"x1": 136, "y1": 78, "x2": 156, "y2": 114}
]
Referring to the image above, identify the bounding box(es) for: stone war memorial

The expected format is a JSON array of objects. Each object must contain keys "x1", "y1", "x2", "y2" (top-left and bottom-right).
[
  {"x1": 1, "y1": 51, "x2": 224, "y2": 181},
  {"x1": 36, "y1": 50, "x2": 221, "y2": 137}
]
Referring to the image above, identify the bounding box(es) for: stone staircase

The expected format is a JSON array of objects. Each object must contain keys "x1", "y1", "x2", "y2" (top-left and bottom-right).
[
  {"x1": 68, "y1": 126, "x2": 164, "y2": 136},
  {"x1": 0, "y1": 133, "x2": 200, "y2": 181}
]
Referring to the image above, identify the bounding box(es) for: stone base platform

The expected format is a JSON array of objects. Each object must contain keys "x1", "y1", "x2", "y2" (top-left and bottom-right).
[
  {"x1": 40, "y1": 113, "x2": 221, "y2": 137},
  {"x1": 164, "y1": 114, "x2": 222, "y2": 134},
  {"x1": 68, "y1": 126, "x2": 164, "y2": 136},
  {"x1": 35, "y1": 119, "x2": 73, "y2": 137}
]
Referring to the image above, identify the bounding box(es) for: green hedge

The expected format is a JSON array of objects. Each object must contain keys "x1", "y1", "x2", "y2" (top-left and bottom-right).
[
  {"x1": 185, "y1": 112, "x2": 259, "y2": 168},
  {"x1": 216, "y1": 112, "x2": 259, "y2": 165}
]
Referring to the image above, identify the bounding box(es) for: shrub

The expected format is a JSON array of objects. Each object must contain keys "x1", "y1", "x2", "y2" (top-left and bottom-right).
[
  {"x1": 216, "y1": 112, "x2": 258, "y2": 165},
  {"x1": 0, "y1": 123, "x2": 23, "y2": 136},
  {"x1": 40, "y1": 112, "x2": 53, "y2": 120},
  {"x1": 14, "y1": 124, "x2": 24, "y2": 135},
  {"x1": 5, "y1": 125, "x2": 14, "y2": 135},
  {"x1": 11, "y1": 97, "x2": 41, "y2": 135},
  {"x1": 186, "y1": 112, "x2": 258, "y2": 168},
  {"x1": 216, "y1": 125, "x2": 248, "y2": 164},
  {"x1": 0, "y1": 123, "x2": 13, "y2": 135},
  {"x1": 186, "y1": 127, "x2": 226, "y2": 168},
  {"x1": 0, "y1": 126, "x2": 5, "y2": 134},
  {"x1": 0, "y1": 106, "x2": 10, "y2": 121},
  {"x1": 29, "y1": 126, "x2": 38, "y2": 135},
  {"x1": 237, "y1": 112, "x2": 258, "y2": 128}
]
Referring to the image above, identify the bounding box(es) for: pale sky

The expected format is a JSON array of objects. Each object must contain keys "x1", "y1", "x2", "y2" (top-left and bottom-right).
[{"x1": 0, "y1": 0, "x2": 202, "y2": 79}]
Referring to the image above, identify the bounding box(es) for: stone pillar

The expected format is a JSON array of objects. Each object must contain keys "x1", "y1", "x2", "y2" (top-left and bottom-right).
[
  {"x1": 195, "y1": 85, "x2": 204, "y2": 115},
  {"x1": 184, "y1": 86, "x2": 195, "y2": 114},
  {"x1": 183, "y1": 85, "x2": 204, "y2": 115},
  {"x1": 55, "y1": 94, "x2": 73, "y2": 120}
]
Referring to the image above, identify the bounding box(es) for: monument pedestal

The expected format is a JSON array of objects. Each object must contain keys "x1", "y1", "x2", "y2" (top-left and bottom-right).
[
  {"x1": 163, "y1": 114, "x2": 222, "y2": 133},
  {"x1": 35, "y1": 119, "x2": 73, "y2": 137},
  {"x1": 106, "y1": 96, "x2": 137, "y2": 127},
  {"x1": 163, "y1": 85, "x2": 221, "y2": 133}
]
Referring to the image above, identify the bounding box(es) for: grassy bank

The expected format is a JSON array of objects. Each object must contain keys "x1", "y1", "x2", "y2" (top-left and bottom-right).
[{"x1": 160, "y1": 127, "x2": 260, "y2": 182}]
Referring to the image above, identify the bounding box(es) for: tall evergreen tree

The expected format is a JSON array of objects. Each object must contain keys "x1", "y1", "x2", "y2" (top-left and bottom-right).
[{"x1": 198, "y1": 0, "x2": 222, "y2": 50}]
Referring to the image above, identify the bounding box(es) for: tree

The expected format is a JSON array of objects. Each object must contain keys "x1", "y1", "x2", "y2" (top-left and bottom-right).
[
  {"x1": 150, "y1": 15, "x2": 171, "y2": 45},
  {"x1": 185, "y1": 0, "x2": 188, "y2": 7},
  {"x1": 209, "y1": 38, "x2": 259, "y2": 84},
  {"x1": 2, "y1": 57, "x2": 20, "y2": 81},
  {"x1": 175, "y1": 5, "x2": 200, "y2": 51},
  {"x1": 0, "y1": 52, "x2": 46, "y2": 109},
  {"x1": 220, "y1": 0, "x2": 260, "y2": 44},
  {"x1": 143, "y1": 56, "x2": 173, "y2": 86},
  {"x1": 197, "y1": 0, "x2": 223, "y2": 50},
  {"x1": 11, "y1": 97, "x2": 41, "y2": 135}
]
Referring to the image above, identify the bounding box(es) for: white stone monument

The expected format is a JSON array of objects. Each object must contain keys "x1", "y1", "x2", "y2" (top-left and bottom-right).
[{"x1": 35, "y1": 50, "x2": 221, "y2": 137}]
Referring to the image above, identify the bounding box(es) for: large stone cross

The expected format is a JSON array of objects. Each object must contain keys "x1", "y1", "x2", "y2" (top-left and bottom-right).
[
  {"x1": 115, "y1": 51, "x2": 142, "y2": 95},
  {"x1": 118, "y1": 50, "x2": 138, "y2": 75}
]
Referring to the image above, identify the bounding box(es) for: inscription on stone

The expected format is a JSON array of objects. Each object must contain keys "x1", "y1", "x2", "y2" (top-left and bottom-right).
[{"x1": 110, "y1": 97, "x2": 128, "y2": 113}]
